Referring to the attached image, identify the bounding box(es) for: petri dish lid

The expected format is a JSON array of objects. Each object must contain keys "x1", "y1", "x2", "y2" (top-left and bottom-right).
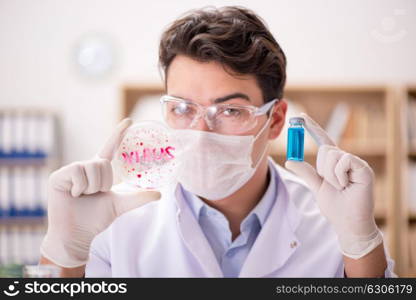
[{"x1": 112, "y1": 120, "x2": 181, "y2": 190}]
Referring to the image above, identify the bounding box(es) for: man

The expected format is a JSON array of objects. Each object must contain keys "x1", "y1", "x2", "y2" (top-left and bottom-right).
[{"x1": 39, "y1": 6, "x2": 395, "y2": 277}]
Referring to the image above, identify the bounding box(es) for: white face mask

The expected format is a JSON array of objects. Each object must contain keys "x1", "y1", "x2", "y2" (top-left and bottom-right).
[{"x1": 173, "y1": 117, "x2": 271, "y2": 200}]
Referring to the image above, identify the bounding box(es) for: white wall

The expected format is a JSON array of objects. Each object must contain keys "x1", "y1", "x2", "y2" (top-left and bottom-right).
[{"x1": 0, "y1": 0, "x2": 415, "y2": 164}]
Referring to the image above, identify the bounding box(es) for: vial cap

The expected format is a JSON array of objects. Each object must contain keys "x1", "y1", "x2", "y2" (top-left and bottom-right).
[{"x1": 289, "y1": 117, "x2": 305, "y2": 125}]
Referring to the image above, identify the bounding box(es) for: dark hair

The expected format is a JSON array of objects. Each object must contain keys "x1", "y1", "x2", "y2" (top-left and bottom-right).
[{"x1": 159, "y1": 6, "x2": 287, "y2": 102}]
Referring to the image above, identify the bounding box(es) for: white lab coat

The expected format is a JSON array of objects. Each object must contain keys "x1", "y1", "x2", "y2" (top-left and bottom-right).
[{"x1": 85, "y1": 159, "x2": 396, "y2": 277}]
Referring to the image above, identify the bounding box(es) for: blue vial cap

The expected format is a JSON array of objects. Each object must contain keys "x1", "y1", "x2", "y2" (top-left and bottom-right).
[{"x1": 289, "y1": 117, "x2": 305, "y2": 125}]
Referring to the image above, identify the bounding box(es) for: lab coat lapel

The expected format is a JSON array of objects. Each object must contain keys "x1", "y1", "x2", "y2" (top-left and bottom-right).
[
  {"x1": 173, "y1": 185, "x2": 223, "y2": 277},
  {"x1": 239, "y1": 167, "x2": 302, "y2": 277}
]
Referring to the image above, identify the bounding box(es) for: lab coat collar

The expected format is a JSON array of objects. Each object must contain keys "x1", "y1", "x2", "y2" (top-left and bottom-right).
[
  {"x1": 174, "y1": 184, "x2": 224, "y2": 277},
  {"x1": 173, "y1": 157, "x2": 303, "y2": 277}
]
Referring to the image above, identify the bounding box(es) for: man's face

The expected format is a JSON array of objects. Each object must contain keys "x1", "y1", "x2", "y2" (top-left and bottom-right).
[
  {"x1": 167, "y1": 55, "x2": 274, "y2": 134},
  {"x1": 165, "y1": 55, "x2": 287, "y2": 166}
]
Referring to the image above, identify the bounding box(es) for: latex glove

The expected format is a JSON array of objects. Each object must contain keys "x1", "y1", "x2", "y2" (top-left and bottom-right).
[
  {"x1": 40, "y1": 119, "x2": 161, "y2": 268},
  {"x1": 285, "y1": 113, "x2": 383, "y2": 259}
]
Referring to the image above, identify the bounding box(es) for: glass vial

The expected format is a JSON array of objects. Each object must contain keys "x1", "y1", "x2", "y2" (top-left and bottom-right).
[{"x1": 286, "y1": 117, "x2": 305, "y2": 161}]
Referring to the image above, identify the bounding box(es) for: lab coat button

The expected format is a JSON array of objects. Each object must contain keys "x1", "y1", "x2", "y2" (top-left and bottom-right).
[{"x1": 290, "y1": 241, "x2": 298, "y2": 248}]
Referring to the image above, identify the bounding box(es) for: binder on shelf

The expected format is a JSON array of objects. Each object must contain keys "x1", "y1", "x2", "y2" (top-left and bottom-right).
[
  {"x1": 0, "y1": 111, "x2": 57, "y2": 160},
  {"x1": 0, "y1": 225, "x2": 45, "y2": 268},
  {"x1": 0, "y1": 109, "x2": 58, "y2": 220},
  {"x1": 0, "y1": 166, "x2": 47, "y2": 218}
]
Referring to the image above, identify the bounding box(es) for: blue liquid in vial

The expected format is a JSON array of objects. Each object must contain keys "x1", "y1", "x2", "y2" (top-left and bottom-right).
[{"x1": 287, "y1": 126, "x2": 304, "y2": 161}]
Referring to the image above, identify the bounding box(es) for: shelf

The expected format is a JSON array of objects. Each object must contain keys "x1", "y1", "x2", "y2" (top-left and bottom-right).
[
  {"x1": 120, "y1": 83, "x2": 414, "y2": 277},
  {"x1": 0, "y1": 217, "x2": 46, "y2": 226},
  {"x1": 0, "y1": 158, "x2": 48, "y2": 166}
]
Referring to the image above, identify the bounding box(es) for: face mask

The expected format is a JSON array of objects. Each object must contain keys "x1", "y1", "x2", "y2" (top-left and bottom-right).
[{"x1": 173, "y1": 116, "x2": 271, "y2": 200}]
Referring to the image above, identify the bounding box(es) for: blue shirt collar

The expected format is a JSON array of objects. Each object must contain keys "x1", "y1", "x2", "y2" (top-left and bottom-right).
[{"x1": 180, "y1": 159, "x2": 278, "y2": 228}]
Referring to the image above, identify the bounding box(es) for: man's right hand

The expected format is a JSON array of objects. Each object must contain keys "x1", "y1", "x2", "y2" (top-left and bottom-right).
[{"x1": 40, "y1": 118, "x2": 161, "y2": 268}]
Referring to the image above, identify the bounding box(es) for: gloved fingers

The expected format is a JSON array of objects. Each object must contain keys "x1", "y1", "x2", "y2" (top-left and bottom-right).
[
  {"x1": 112, "y1": 190, "x2": 161, "y2": 217},
  {"x1": 322, "y1": 148, "x2": 345, "y2": 190},
  {"x1": 83, "y1": 161, "x2": 101, "y2": 195},
  {"x1": 69, "y1": 163, "x2": 88, "y2": 197},
  {"x1": 83, "y1": 159, "x2": 114, "y2": 194},
  {"x1": 99, "y1": 159, "x2": 113, "y2": 192},
  {"x1": 334, "y1": 152, "x2": 352, "y2": 188},
  {"x1": 347, "y1": 154, "x2": 375, "y2": 185},
  {"x1": 97, "y1": 118, "x2": 133, "y2": 161},
  {"x1": 300, "y1": 112, "x2": 337, "y2": 147},
  {"x1": 285, "y1": 160, "x2": 322, "y2": 194},
  {"x1": 48, "y1": 164, "x2": 73, "y2": 192},
  {"x1": 316, "y1": 144, "x2": 338, "y2": 178}
]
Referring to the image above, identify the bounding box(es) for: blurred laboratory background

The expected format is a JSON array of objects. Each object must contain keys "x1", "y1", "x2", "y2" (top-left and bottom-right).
[{"x1": 0, "y1": 0, "x2": 415, "y2": 277}]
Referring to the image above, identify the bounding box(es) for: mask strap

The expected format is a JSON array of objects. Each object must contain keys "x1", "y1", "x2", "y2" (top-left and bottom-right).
[
  {"x1": 251, "y1": 114, "x2": 273, "y2": 169},
  {"x1": 254, "y1": 112, "x2": 273, "y2": 140}
]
